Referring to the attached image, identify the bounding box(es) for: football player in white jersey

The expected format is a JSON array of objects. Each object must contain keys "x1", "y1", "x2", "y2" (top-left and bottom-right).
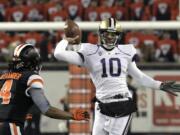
[{"x1": 54, "y1": 18, "x2": 180, "y2": 135}]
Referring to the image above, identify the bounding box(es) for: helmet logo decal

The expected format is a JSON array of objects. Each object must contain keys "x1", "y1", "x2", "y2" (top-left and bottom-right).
[{"x1": 14, "y1": 44, "x2": 24, "y2": 57}]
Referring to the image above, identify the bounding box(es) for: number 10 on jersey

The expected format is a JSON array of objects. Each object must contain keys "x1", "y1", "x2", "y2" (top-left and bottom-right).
[{"x1": 101, "y1": 58, "x2": 121, "y2": 77}]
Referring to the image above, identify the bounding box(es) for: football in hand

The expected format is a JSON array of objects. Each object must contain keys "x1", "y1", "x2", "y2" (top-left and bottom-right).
[{"x1": 64, "y1": 19, "x2": 81, "y2": 44}]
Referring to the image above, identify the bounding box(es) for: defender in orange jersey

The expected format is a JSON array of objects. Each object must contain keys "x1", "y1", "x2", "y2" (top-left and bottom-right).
[{"x1": 0, "y1": 44, "x2": 89, "y2": 135}]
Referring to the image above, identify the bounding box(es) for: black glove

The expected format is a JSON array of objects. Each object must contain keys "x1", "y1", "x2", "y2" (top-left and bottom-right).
[{"x1": 160, "y1": 81, "x2": 180, "y2": 96}]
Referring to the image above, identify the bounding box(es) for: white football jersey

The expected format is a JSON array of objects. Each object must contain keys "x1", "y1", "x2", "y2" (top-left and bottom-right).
[{"x1": 79, "y1": 43, "x2": 136, "y2": 101}]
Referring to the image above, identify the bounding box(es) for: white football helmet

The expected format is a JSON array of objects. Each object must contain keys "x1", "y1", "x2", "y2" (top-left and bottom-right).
[{"x1": 99, "y1": 18, "x2": 122, "y2": 50}]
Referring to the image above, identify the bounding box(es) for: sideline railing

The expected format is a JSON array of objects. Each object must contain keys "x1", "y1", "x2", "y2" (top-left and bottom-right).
[{"x1": 1, "y1": 62, "x2": 180, "y2": 71}]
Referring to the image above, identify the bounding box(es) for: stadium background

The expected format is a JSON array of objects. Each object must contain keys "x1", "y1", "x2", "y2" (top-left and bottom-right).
[{"x1": 0, "y1": 0, "x2": 180, "y2": 135}]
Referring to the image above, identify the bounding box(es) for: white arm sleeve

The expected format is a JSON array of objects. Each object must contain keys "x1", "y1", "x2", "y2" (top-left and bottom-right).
[
  {"x1": 128, "y1": 62, "x2": 162, "y2": 89},
  {"x1": 54, "y1": 39, "x2": 83, "y2": 66}
]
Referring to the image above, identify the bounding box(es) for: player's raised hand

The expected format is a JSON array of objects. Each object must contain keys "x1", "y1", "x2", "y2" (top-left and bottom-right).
[
  {"x1": 64, "y1": 19, "x2": 81, "y2": 44},
  {"x1": 160, "y1": 81, "x2": 180, "y2": 96},
  {"x1": 64, "y1": 35, "x2": 80, "y2": 44},
  {"x1": 72, "y1": 108, "x2": 90, "y2": 121}
]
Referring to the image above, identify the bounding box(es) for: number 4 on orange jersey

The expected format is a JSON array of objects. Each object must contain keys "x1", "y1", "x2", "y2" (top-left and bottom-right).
[{"x1": 0, "y1": 80, "x2": 13, "y2": 104}]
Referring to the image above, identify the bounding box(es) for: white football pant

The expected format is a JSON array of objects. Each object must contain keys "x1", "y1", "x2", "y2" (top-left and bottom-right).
[{"x1": 92, "y1": 103, "x2": 133, "y2": 135}]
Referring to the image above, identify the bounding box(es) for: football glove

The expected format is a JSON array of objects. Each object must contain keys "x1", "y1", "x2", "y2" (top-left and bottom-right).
[
  {"x1": 72, "y1": 109, "x2": 90, "y2": 121},
  {"x1": 160, "y1": 81, "x2": 180, "y2": 96}
]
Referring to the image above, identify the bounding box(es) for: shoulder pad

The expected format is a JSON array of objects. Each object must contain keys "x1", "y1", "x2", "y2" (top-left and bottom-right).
[
  {"x1": 27, "y1": 74, "x2": 44, "y2": 89},
  {"x1": 79, "y1": 43, "x2": 99, "y2": 55},
  {"x1": 117, "y1": 44, "x2": 136, "y2": 58}
]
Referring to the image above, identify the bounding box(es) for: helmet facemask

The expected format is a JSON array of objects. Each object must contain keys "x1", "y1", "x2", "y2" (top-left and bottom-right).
[
  {"x1": 20, "y1": 47, "x2": 41, "y2": 71},
  {"x1": 99, "y1": 30, "x2": 121, "y2": 50}
]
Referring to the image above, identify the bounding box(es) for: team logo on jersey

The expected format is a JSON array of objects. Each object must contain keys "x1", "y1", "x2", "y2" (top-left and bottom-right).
[
  {"x1": 115, "y1": 52, "x2": 121, "y2": 55},
  {"x1": 98, "y1": 51, "x2": 103, "y2": 56}
]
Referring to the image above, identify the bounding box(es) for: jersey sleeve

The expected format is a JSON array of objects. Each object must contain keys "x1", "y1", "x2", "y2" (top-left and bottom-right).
[
  {"x1": 78, "y1": 43, "x2": 87, "y2": 54},
  {"x1": 54, "y1": 39, "x2": 84, "y2": 66},
  {"x1": 78, "y1": 43, "x2": 99, "y2": 66},
  {"x1": 78, "y1": 43, "x2": 89, "y2": 57},
  {"x1": 129, "y1": 45, "x2": 137, "y2": 62},
  {"x1": 117, "y1": 44, "x2": 137, "y2": 62},
  {"x1": 128, "y1": 62, "x2": 162, "y2": 89},
  {"x1": 25, "y1": 74, "x2": 44, "y2": 97},
  {"x1": 27, "y1": 74, "x2": 44, "y2": 89}
]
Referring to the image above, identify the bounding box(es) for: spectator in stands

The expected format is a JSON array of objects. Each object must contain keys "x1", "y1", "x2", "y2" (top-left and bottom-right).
[
  {"x1": 26, "y1": 0, "x2": 44, "y2": 21},
  {"x1": 130, "y1": 0, "x2": 144, "y2": 20},
  {"x1": 64, "y1": 0, "x2": 83, "y2": 21},
  {"x1": 81, "y1": 0, "x2": 91, "y2": 8},
  {"x1": 46, "y1": 0, "x2": 68, "y2": 22},
  {"x1": 113, "y1": 0, "x2": 128, "y2": 20},
  {"x1": 141, "y1": 30, "x2": 159, "y2": 62},
  {"x1": 0, "y1": 0, "x2": 7, "y2": 21},
  {"x1": 170, "y1": 0, "x2": 179, "y2": 20},
  {"x1": 1, "y1": 32, "x2": 24, "y2": 62},
  {"x1": 23, "y1": 31, "x2": 42, "y2": 47},
  {"x1": 99, "y1": 0, "x2": 115, "y2": 7},
  {"x1": 43, "y1": 0, "x2": 62, "y2": 21},
  {"x1": 152, "y1": 0, "x2": 171, "y2": 20},
  {"x1": 8, "y1": 32, "x2": 24, "y2": 46},
  {"x1": 0, "y1": 0, "x2": 179, "y2": 64},
  {"x1": 0, "y1": 11, "x2": 4, "y2": 21},
  {"x1": 49, "y1": 4, "x2": 68, "y2": 22},
  {"x1": 178, "y1": 31, "x2": 180, "y2": 62},
  {"x1": 84, "y1": 0, "x2": 99, "y2": 21},
  {"x1": 0, "y1": 32, "x2": 11, "y2": 62},
  {"x1": 5, "y1": 40, "x2": 18, "y2": 62},
  {"x1": 87, "y1": 32, "x2": 98, "y2": 44},
  {"x1": 97, "y1": 0, "x2": 114, "y2": 20},
  {"x1": 155, "y1": 31, "x2": 178, "y2": 62},
  {"x1": 125, "y1": 30, "x2": 142, "y2": 61},
  {"x1": 5, "y1": 0, "x2": 27, "y2": 22},
  {"x1": 39, "y1": 32, "x2": 50, "y2": 62}
]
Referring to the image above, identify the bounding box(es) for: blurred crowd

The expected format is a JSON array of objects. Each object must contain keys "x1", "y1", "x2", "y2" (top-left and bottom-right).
[{"x1": 0, "y1": 0, "x2": 180, "y2": 63}]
